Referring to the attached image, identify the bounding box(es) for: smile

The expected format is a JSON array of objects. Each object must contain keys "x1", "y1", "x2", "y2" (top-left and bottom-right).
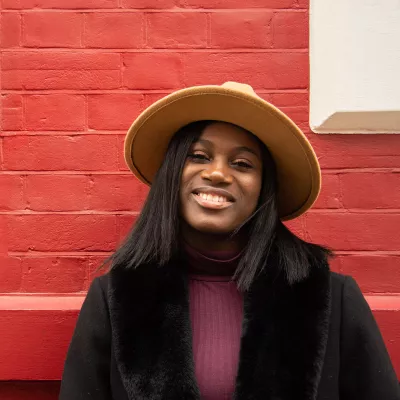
[{"x1": 192, "y1": 192, "x2": 234, "y2": 210}]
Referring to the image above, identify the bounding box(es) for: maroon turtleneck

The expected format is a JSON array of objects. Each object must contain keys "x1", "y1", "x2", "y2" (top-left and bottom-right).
[{"x1": 184, "y1": 243, "x2": 244, "y2": 400}]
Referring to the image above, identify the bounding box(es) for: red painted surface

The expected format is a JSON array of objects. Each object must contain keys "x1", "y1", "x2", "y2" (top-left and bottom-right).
[
  {"x1": 1, "y1": 0, "x2": 400, "y2": 398},
  {"x1": 0, "y1": 295, "x2": 399, "y2": 381},
  {"x1": 0, "y1": 382, "x2": 60, "y2": 400}
]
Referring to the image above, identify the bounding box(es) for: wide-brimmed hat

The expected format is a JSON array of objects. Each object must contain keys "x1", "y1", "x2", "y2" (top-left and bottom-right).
[{"x1": 124, "y1": 81, "x2": 320, "y2": 220}]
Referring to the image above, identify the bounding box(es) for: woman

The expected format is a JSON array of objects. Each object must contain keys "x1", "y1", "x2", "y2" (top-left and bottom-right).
[{"x1": 59, "y1": 82, "x2": 400, "y2": 400}]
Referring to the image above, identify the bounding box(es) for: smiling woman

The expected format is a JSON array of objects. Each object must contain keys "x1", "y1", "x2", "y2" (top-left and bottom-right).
[
  {"x1": 180, "y1": 122, "x2": 263, "y2": 238},
  {"x1": 59, "y1": 82, "x2": 400, "y2": 400}
]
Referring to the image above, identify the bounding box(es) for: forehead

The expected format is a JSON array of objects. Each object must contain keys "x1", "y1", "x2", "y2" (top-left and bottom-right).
[{"x1": 197, "y1": 122, "x2": 261, "y2": 153}]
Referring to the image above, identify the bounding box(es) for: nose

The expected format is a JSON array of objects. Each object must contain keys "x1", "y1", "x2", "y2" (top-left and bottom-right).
[{"x1": 200, "y1": 159, "x2": 233, "y2": 184}]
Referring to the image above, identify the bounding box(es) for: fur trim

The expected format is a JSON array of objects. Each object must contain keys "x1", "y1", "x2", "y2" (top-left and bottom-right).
[
  {"x1": 233, "y1": 253, "x2": 331, "y2": 399},
  {"x1": 109, "y1": 254, "x2": 331, "y2": 400},
  {"x1": 109, "y1": 264, "x2": 200, "y2": 400}
]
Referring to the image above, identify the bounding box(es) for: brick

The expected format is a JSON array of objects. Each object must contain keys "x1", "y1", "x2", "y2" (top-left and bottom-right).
[
  {"x1": 278, "y1": 106, "x2": 308, "y2": 127},
  {"x1": 20, "y1": 256, "x2": 86, "y2": 293},
  {"x1": 3, "y1": 135, "x2": 119, "y2": 171},
  {"x1": 0, "y1": 216, "x2": 8, "y2": 253},
  {"x1": 1, "y1": 13, "x2": 21, "y2": 48},
  {"x1": 0, "y1": 257, "x2": 22, "y2": 292},
  {"x1": 84, "y1": 12, "x2": 144, "y2": 49},
  {"x1": 2, "y1": 51, "x2": 120, "y2": 70},
  {"x1": 123, "y1": 53, "x2": 184, "y2": 89},
  {"x1": 88, "y1": 94, "x2": 144, "y2": 130},
  {"x1": 117, "y1": 214, "x2": 137, "y2": 242},
  {"x1": 312, "y1": 174, "x2": 341, "y2": 209},
  {"x1": 328, "y1": 256, "x2": 341, "y2": 273},
  {"x1": 182, "y1": 52, "x2": 308, "y2": 89},
  {"x1": 305, "y1": 213, "x2": 400, "y2": 251},
  {"x1": 337, "y1": 255, "x2": 400, "y2": 294},
  {"x1": 25, "y1": 94, "x2": 85, "y2": 131},
  {"x1": 1, "y1": 94, "x2": 24, "y2": 131},
  {"x1": 7, "y1": 214, "x2": 118, "y2": 251},
  {"x1": 179, "y1": 0, "x2": 295, "y2": 8},
  {"x1": 122, "y1": 0, "x2": 177, "y2": 7},
  {"x1": 0, "y1": 139, "x2": 3, "y2": 170},
  {"x1": 2, "y1": 0, "x2": 118, "y2": 8},
  {"x1": 143, "y1": 92, "x2": 172, "y2": 108},
  {"x1": 309, "y1": 135, "x2": 400, "y2": 169},
  {"x1": 89, "y1": 174, "x2": 149, "y2": 211},
  {"x1": 341, "y1": 173, "x2": 400, "y2": 209},
  {"x1": 117, "y1": 134, "x2": 130, "y2": 171},
  {"x1": 210, "y1": 12, "x2": 272, "y2": 49},
  {"x1": 268, "y1": 92, "x2": 308, "y2": 107},
  {"x1": 272, "y1": 11, "x2": 308, "y2": 49},
  {"x1": 295, "y1": 0, "x2": 309, "y2": 9},
  {"x1": 86, "y1": 256, "x2": 110, "y2": 289},
  {"x1": 0, "y1": 175, "x2": 25, "y2": 211},
  {"x1": 284, "y1": 214, "x2": 305, "y2": 239},
  {"x1": 147, "y1": 12, "x2": 207, "y2": 48},
  {"x1": 2, "y1": 69, "x2": 120, "y2": 90},
  {"x1": 23, "y1": 12, "x2": 82, "y2": 48},
  {"x1": 25, "y1": 175, "x2": 90, "y2": 211}
]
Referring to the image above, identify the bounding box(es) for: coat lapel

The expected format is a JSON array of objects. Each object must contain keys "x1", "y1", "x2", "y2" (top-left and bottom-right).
[
  {"x1": 108, "y1": 257, "x2": 331, "y2": 400},
  {"x1": 108, "y1": 263, "x2": 200, "y2": 400},
  {"x1": 234, "y1": 256, "x2": 332, "y2": 400}
]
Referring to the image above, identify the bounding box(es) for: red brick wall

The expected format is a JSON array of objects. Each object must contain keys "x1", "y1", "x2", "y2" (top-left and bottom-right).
[{"x1": 1, "y1": 0, "x2": 400, "y2": 398}]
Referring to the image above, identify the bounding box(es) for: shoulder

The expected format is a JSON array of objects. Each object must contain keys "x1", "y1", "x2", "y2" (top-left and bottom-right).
[
  {"x1": 330, "y1": 271, "x2": 359, "y2": 293},
  {"x1": 328, "y1": 271, "x2": 370, "y2": 322},
  {"x1": 94, "y1": 272, "x2": 110, "y2": 293},
  {"x1": 330, "y1": 271, "x2": 347, "y2": 285},
  {"x1": 330, "y1": 271, "x2": 364, "y2": 298},
  {"x1": 328, "y1": 271, "x2": 378, "y2": 331},
  {"x1": 329, "y1": 271, "x2": 347, "y2": 299},
  {"x1": 83, "y1": 273, "x2": 111, "y2": 312}
]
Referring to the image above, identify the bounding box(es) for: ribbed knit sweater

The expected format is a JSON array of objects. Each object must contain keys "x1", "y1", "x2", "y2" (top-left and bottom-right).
[{"x1": 185, "y1": 244, "x2": 244, "y2": 400}]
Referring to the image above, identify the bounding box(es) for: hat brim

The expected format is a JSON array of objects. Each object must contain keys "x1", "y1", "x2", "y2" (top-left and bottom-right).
[{"x1": 124, "y1": 85, "x2": 321, "y2": 221}]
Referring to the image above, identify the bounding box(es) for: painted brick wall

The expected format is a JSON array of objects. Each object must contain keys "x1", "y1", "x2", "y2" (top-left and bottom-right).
[{"x1": 1, "y1": 0, "x2": 400, "y2": 398}]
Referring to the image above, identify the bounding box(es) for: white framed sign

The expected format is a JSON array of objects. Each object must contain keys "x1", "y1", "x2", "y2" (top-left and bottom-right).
[{"x1": 309, "y1": 0, "x2": 400, "y2": 133}]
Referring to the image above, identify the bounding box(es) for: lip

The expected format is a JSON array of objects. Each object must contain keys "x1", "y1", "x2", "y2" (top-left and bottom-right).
[
  {"x1": 192, "y1": 186, "x2": 236, "y2": 202},
  {"x1": 192, "y1": 193, "x2": 234, "y2": 210}
]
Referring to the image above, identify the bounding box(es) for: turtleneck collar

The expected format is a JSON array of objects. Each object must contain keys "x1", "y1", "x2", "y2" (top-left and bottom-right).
[{"x1": 182, "y1": 241, "x2": 243, "y2": 277}]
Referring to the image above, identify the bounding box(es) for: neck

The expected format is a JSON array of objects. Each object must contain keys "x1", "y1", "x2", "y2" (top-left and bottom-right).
[{"x1": 181, "y1": 223, "x2": 244, "y2": 254}]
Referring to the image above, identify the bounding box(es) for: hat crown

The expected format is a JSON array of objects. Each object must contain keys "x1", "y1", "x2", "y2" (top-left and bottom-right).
[{"x1": 221, "y1": 81, "x2": 257, "y2": 96}]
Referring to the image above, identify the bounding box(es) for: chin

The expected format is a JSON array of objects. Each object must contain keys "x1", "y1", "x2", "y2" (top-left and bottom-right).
[{"x1": 188, "y1": 220, "x2": 236, "y2": 235}]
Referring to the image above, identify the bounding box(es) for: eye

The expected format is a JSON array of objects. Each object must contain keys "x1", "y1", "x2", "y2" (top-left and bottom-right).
[
  {"x1": 187, "y1": 152, "x2": 210, "y2": 163},
  {"x1": 232, "y1": 160, "x2": 253, "y2": 169}
]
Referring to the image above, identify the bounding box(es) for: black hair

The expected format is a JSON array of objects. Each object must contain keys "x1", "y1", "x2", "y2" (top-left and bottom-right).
[{"x1": 101, "y1": 121, "x2": 332, "y2": 291}]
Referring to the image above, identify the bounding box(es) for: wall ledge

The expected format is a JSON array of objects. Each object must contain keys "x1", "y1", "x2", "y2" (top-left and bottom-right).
[{"x1": 0, "y1": 294, "x2": 399, "y2": 380}]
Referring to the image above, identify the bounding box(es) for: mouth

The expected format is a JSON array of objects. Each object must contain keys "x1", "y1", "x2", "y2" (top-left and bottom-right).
[{"x1": 191, "y1": 188, "x2": 235, "y2": 210}]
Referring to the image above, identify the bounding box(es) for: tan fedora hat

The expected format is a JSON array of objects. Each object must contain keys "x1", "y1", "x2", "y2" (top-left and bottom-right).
[{"x1": 124, "y1": 81, "x2": 321, "y2": 220}]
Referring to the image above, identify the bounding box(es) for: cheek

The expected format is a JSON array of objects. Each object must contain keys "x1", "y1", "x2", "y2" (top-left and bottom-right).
[
  {"x1": 179, "y1": 164, "x2": 196, "y2": 208},
  {"x1": 179, "y1": 164, "x2": 191, "y2": 195},
  {"x1": 241, "y1": 176, "x2": 262, "y2": 212}
]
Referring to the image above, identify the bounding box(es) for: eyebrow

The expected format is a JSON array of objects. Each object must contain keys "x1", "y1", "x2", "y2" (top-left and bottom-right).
[{"x1": 195, "y1": 139, "x2": 260, "y2": 159}]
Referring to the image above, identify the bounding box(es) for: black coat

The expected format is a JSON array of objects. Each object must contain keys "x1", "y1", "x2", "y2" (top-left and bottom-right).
[{"x1": 59, "y1": 257, "x2": 400, "y2": 400}]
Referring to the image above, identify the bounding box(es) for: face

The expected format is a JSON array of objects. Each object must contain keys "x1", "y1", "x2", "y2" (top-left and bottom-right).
[{"x1": 179, "y1": 122, "x2": 263, "y2": 235}]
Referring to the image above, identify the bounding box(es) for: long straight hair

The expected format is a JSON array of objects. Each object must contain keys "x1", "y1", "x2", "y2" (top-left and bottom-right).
[{"x1": 103, "y1": 121, "x2": 332, "y2": 291}]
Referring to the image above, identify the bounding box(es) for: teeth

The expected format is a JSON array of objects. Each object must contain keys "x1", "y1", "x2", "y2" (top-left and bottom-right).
[{"x1": 197, "y1": 192, "x2": 228, "y2": 203}]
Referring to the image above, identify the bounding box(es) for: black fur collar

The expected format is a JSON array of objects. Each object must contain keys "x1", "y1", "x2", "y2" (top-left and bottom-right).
[{"x1": 108, "y1": 256, "x2": 331, "y2": 400}]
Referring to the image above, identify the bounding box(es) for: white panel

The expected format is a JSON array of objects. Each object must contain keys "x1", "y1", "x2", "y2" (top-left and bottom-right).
[{"x1": 310, "y1": 0, "x2": 400, "y2": 133}]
